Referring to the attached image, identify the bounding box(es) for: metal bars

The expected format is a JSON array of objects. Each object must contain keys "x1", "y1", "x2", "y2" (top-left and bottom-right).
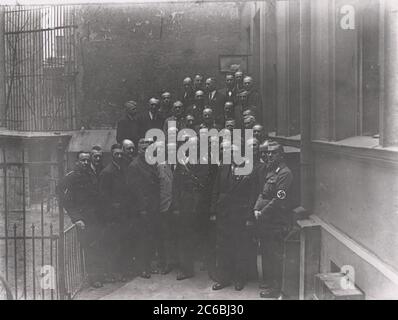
[{"x1": 3, "y1": 5, "x2": 78, "y2": 131}]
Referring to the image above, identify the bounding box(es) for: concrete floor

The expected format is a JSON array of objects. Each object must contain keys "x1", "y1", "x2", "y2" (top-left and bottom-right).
[{"x1": 75, "y1": 269, "x2": 265, "y2": 300}]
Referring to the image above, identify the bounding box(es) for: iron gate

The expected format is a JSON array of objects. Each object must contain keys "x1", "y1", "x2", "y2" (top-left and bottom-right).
[
  {"x1": 0, "y1": 142, "x2": 86, "y2": 300},
  {"x1": 3, "y1": 5, "x2": 78, "y2": 131}
]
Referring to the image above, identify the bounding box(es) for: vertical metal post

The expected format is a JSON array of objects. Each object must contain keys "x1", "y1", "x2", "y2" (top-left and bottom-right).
[
  {"x1": 31, "y1": 224, "x2": 36, "y2": 300},
  {"x1": 0, "y1": 7, "x2": 6, "y2": 128},
  {"x1": 56, "y1": 138, "x2": 66, "y2": 300},
  {"x1": 21, "y1": 145, "x2": 27, "y2": 299},
  {"x1": 2, "y1": 147, "x2": 9, "y2": 280}
]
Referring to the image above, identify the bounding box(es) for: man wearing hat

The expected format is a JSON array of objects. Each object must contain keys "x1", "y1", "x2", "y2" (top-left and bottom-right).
[{"x1": 253, "y1": 141, "x2": 293, "y2": 299}]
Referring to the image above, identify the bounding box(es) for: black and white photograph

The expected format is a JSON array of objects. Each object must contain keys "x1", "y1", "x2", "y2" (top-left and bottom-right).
[{"x1": 0, "y1": 0, "x2": 397, "y2": 304}]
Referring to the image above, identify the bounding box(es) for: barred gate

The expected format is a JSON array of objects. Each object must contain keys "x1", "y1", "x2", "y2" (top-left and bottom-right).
[
  {"x1": 3, "y1": 5, "x2": 78, "y2": 131},
  {"x1": 0, "y1": 144, "x2": 86, "y2": 300}
]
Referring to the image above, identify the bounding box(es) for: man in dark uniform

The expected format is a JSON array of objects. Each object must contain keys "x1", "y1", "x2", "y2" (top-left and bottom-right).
[
  {"x1": 127, "y1": 138, "x2": 160, "y2": 278},
  {"x1": 185, "y1": 90, "x2": 205, "y2": 126},
  {"x1": 204, "y1": 78, "x2": 225, "y2": 126},
  {"x1": 100, "y1": 143, "x2": 132, "y2": 282},
  {"x1": 116, "y1": 100, "x2": 141, "y2": 147},
  {"x1": 181, "y1": 77, "x2": 195, "y2": 109},
  {"x1": 211, "y1": 139, "x2": 263, "y2": 291},
  {"x1": 253, "y1": 141, "x2": 293, "y2": 299},
  {"x1": 58, "y1": 151, "x2": 105, "y2": 288}
]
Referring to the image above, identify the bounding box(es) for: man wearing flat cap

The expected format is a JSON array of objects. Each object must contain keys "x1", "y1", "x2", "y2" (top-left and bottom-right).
[{"x1": 253, "y1": 141, "x2": 293, "y2": 299}]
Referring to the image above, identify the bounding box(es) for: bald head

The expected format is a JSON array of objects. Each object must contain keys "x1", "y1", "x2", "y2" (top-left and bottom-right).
[
  {"x1": 148, "y1": 97, "x2": 160, "y2": 113},
  {"x1": 172, "y1": 100, "x2": 183, "y2": 116},
  {"x1": 193, "y1": 74, "x2": 204, "y2": 90},
  {"x1": 122, "y1": 139, "x2": 135, "y2": 160},
  {"x1": 243, "y1": 115, "x2": 256, "y2": 129}
]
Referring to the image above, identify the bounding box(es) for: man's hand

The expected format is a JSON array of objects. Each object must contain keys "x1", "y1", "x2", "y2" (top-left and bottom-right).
[
  {"x1": 75, "y1": 220, "x2": 85, "y2": 230},
  {"x1": 254, "y1": 210, "x2": 261, "y2": 220}
]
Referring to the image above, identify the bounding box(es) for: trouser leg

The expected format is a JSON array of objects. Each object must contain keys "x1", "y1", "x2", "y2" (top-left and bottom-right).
[
  {"x1": 234, "y1": 225, "x2": 253, "y2": 284},
  {"x1": 215, "y1": 222, "x2": 233, "y2": 284},
  {"x1": 178, "y1": 214, "x2": 195, "y2": 275}
]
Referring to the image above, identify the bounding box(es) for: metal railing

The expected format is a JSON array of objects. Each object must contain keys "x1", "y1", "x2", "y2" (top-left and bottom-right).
[{"x1": 63, "y1": 223, "x2": 86, "y2": 299}]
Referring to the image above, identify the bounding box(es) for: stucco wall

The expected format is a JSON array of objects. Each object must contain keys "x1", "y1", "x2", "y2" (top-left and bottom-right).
[
  {"x1": 76, "y1": 2, "x2": 243, "y2": 128},
  {"x1": 313, "y1": 143, "x2": 398, "y2": 287}
]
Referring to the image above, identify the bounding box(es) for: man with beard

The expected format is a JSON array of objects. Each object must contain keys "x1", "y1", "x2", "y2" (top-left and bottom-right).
[
  {"x1": 163, "y1": 100, "x2": 185, "y2": 133},
  {"x1": 160, "y1": 91, "x2": 173, "y2": 119},
  {"x1": 185, "y1": 90, "x2": 205, "y2": 126},
  {"x1": 100, "y1": 144, "x2": 131, "y2": 282},
  {"x1": 127, "y1": 138, "x2": 160, "y2": 278},
  {"x1": 122, "y1": 139, "x2": 136, "y2": 167},
  {"x1": 253, "y1": 141, "x2": 293, "y2": 299},
  {"x1": 116, "y1": 100, "x2": 141, "y2": 147},
  {"x1": 181, "y1": 77, "x2": 195, "y2": 109},
  {"x1": 211, "y1": 139, "x2": 263, "y2": 291},
  {"x1": 58, "y1": 151, "x2": 105, "y2": 288}
]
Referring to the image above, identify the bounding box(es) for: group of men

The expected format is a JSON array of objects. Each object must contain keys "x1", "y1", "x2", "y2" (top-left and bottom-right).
[{"x1": 57, "y1": 71, "x2": 293, "y2": 299}]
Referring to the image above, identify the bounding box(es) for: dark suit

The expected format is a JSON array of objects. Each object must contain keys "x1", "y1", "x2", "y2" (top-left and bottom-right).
[
  {"x1": 127, "y1": 154, "x2": 161, "y2": 273},
  {"x1": 116, "y1": 116, "x2": 141, "y2": 147},
  {"x1": 211, "y1": 161, "x2": 264, "y2": 284},
  {"x1": 99, "y1": 161, "x2": 133, "y2": 275},
  {"x1": 185, "y1": 104, "x2": 204, "y2": 126},
  {"x1": 206, "y1": 90, "x2": 225, "y2": 126},
  {"x1": 57, "y1": 165, "x2": 105, "y2": 283},
  {"x1": 246, "y1": 89, "x2": 263, "y2": 122},
  {"x1": 219, "y1": 87, "x2": 237, "y2": 104},
  {"x1": 181, "y1": 91, "x2": 195, "y2": 111},
  {"x1": 137, "y1": 111, "x2": 164, "y2": 139}
]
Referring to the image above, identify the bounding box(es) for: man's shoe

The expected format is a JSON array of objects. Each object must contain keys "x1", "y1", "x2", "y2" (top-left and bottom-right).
[
  {"x1": 260, "y1": 288, "x2": 282, "y2": 299},
  {"x1": 212, "y1": 282, "x2": 230, "y2": 291},
  {"x1": 90, "y1": 281, "x2": 103, "y2": 288},
  {"x1": 140, "y1": 271, "x2": 151, "y2": 279},
  {"x1": 234, "y1": 281, "x2": 245, "y2": 291},
  {"x1": 160, "y1": 265, "x2": 173, "y2": 275},
  {"x1": 176, "y1": 272, "x2": 194, "y2": 281}
]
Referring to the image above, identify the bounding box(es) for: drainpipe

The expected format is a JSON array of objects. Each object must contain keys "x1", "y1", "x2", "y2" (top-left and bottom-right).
[
  {"x1": 299, "y1": 0, "x2": 313, "y2": 213},
  {"x1": 382, "y1": 0, "x2": 398, "y2": 147}
]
